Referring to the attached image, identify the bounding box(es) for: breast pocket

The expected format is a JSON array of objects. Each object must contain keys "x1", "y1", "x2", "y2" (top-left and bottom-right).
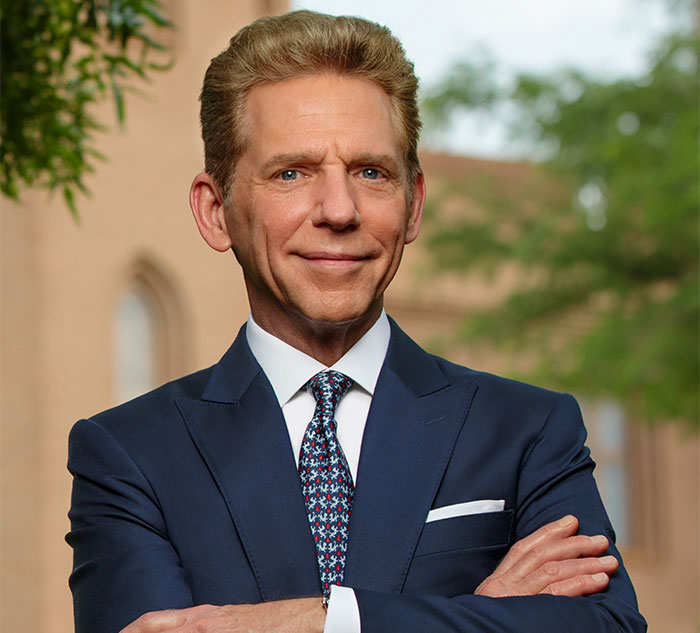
[{"x1": 403, "y1": 510, "x2": 514, "y2": 596}]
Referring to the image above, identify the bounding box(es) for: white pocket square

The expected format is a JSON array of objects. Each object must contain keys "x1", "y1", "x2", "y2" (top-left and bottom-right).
[{"x1": 426, "y1": 499, "x2": 505, "y2": 523}]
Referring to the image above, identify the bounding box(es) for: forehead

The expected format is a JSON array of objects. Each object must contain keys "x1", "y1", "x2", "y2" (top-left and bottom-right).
[{"x1": 240, "y1": 74, "x2": 403, "y2": 163}]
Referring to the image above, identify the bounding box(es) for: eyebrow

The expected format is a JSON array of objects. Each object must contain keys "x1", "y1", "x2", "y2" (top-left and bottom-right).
[
  {"x1": 352, "y1": 153, "x2": 401, "y2": 172},
  {"x1": 262, "y1": 153, "x2": 322, "y2": 171},
  {"x1": 262, "y1": 152, "x2": 402, "y2": 174}
]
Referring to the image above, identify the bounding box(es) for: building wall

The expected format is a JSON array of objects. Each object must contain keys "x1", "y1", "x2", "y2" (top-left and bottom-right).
[
  {"x1": 1, "y1": 3, "x2": 284, "y2": 632},
  {"x1": 1, "y1": 4, "x2": 697, "y2": 633}
]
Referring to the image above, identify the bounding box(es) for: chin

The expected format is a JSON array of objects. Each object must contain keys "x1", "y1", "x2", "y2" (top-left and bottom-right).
[{"x1": 296, "y1": 296, "x2": 379, "y2": 328}]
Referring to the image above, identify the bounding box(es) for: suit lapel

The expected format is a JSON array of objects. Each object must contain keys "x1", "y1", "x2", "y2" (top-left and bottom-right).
[
  {"x1": 175, "y1": 321, "x2": 477, "y2": 598},
  {"x1": 343, "y1": 322, "x2": 477, "y2": 593},
  {"x1": 177, "y1": 328, "x2": 321, "y2": 601}
]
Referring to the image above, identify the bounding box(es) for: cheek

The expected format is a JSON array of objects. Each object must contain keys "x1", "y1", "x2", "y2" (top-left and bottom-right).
[
  {"x1": 367, "y1": 212, "x2": 409, "y2": 251},
  {"x1": 258, "y1": 219, "x2": 295, "y2": 256}
]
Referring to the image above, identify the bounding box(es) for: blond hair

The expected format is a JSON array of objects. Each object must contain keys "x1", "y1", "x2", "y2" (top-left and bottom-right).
[{"x1": 199, "y1": 10, "x2": 421, "y2": 200}]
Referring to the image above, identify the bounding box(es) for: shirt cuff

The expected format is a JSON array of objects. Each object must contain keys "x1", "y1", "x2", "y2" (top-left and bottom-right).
[{"x1": 323, "y1": 585, "x2": 361, "y2": 633}]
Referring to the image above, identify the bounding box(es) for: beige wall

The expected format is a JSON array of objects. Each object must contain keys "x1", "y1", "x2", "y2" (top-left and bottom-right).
[
  {"x1": 1, "y1": 3, "x2": 282, "y2": 631},
  {"x1": 1, "y1": 3, "x2": 697, "y2": 633},
  {"x1": 625, "y1": 424, "x2": 699, "y2": 632}
]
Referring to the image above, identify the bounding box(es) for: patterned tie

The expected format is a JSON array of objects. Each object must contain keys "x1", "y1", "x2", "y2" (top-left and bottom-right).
[{"x1": 298, "y1": 370, "x2": 354, "y2": 596}]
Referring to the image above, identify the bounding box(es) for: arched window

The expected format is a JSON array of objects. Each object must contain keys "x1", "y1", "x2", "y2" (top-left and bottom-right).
[
  {"x1": 582, "y1": 398, "x2": 661, "y2": 553},
  {"x1": 114, "y1": 286, "x2": 157, "y2": 403},
  {"x1": 583, "y1": 399, "x2": 630, "y2": 546},
  {"x1": 113, "y1": 258, "x2": 188, "y2": 404}
]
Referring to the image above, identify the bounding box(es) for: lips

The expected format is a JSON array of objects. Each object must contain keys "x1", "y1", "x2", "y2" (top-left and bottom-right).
[
  {"x1": 301, "y1": 252, "x2": 368, "y2": 262},
  {"x1": 293, "y1": 252, "x2": 372, "y2": 274}
]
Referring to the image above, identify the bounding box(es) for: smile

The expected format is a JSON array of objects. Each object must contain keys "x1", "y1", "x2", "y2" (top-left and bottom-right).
[{"x1": 298, "y1": 252, "x2": 369, "y2": 265}]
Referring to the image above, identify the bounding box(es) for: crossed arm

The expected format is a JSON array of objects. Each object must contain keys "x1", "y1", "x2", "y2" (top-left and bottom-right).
[
  {"x1": 68, "y1": 389, "x2": 645, "y2": 633},
  {"x1": 121, "y1": 515, "x2": 619, "y2": 633}
]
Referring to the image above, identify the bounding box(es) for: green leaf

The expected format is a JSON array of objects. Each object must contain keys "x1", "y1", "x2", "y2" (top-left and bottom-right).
[
  {"x1": 421, "y1": 9, "x2": 699, "y2": 428},
  {"x1": 0, "y1": 0, "x2": 175, "y2": 215}
]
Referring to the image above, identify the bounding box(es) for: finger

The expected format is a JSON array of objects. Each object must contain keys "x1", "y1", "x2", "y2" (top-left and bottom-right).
[
  {"x1": 121, "y1": 606, "x2": 214, "y2": 633},
  {"x1": 120, "y1": 610, "x2": 189, "y2": 633},
  {"x1": 493, "y1": 515, "x2": 580, "y2": 575},
  {"x1": 542, "y1": 569, "x2": 614, "y2": 597},
  {"x1": 506, "y1": 534, "x2": 610, "y2": 582},
  {"x1": 476, "y1": 554, "x2": 618, "y2": 598},
  {"x1": 522, "y1": 554, "x2": 619, "y2": 595}
]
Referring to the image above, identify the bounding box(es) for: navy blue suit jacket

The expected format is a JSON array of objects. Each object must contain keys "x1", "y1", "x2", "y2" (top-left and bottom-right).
[{"x1": 67, "y1": 320, "x2": 645, "y2": 632}]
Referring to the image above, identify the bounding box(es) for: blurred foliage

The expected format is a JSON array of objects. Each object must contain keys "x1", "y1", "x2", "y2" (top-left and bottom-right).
[
  {"x1": 0, "y1": 0, "x2": 173, "y2": 217},
  {"x1": 422, "y1": 12, "x2": 699, "y2": 428}
]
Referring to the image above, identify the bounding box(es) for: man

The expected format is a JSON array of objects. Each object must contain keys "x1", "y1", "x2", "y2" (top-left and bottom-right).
[{"x1": 66, "y1": 10, "x2": 645, "y2": 633}]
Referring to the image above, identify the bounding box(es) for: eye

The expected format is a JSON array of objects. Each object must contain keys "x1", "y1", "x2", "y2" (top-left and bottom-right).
[
  {"x1": 360, "y1": 168, "x2": 383, "y2": 180},
  {"x1": 279, "y1": 169, "x2": 300, "y2": 181}
]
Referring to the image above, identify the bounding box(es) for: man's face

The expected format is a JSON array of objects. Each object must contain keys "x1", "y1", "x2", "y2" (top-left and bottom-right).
[{"x1": 224, "y1": 74, "x2": 424, "y2": 337}]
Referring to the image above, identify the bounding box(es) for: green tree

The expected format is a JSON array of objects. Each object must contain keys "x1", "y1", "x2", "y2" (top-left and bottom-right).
[
  {"x1": 1, "y1": 0, "x2": 173, "y2": 217},
  {"x1": 421, "y1": 13, "x2": 698, "y2": 427}
]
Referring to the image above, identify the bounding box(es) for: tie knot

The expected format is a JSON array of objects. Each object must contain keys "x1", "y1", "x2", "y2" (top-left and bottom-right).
[{"x1": 307, "y1": 370, "x2": 353, "y2": 408}]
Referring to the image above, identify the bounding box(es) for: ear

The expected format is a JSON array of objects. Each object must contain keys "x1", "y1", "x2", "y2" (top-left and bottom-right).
[
  {"x1": 405, "y1": 170, "x2": 426, "y2": 244},
  {"x1": 189, "y1": 172, "x2": 232, "y2": 252}
]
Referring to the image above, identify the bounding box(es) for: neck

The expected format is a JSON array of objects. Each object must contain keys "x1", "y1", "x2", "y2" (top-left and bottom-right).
[{"x1": 250, "y1": 305, "x2": 382, "y2": 367}]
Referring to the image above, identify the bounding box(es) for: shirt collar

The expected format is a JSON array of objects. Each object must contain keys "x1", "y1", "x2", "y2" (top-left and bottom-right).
[{"x1": 246, "y1": 311, "x2": 391, "y2": 407}]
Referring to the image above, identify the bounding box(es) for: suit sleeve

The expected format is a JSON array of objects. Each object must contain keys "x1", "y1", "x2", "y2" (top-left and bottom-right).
[
  {"x1": 353, "y1": 393, "x2": 647, "y2": 633},
  {"x1": 66, "y1": 418, "x2": 194, "y2": 633}
]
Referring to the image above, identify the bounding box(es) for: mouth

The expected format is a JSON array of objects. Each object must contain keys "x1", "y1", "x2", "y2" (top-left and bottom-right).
[{"x1": 298, "y1": 252, "x2": 369, "y2": 266}]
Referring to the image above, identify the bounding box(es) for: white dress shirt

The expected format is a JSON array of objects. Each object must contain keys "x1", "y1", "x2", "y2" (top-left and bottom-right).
[{"x1": 246, "y1": 311, "x2": 391, "y2": 633}]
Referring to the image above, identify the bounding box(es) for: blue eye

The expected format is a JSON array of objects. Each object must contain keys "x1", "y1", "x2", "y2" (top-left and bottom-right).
[
  {"x1": 361, "y1": 168, "x2": 381, "y2": 180},
  {"x1": 279, "y1": 169, "x2": 299, "y2": 181}
]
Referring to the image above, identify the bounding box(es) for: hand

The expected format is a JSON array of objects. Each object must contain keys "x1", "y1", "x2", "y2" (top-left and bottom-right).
[
  {"x1": 475, "y1": 515, "x2": 619, "y2": 598},
  {"x1": 120, "y1": 597, "x2": 325, "y2": 633}
]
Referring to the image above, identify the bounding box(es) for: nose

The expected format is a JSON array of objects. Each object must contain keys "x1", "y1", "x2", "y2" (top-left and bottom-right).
[{"x1": 311, "y1": 170, "x2": 360, "y2": 231}]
